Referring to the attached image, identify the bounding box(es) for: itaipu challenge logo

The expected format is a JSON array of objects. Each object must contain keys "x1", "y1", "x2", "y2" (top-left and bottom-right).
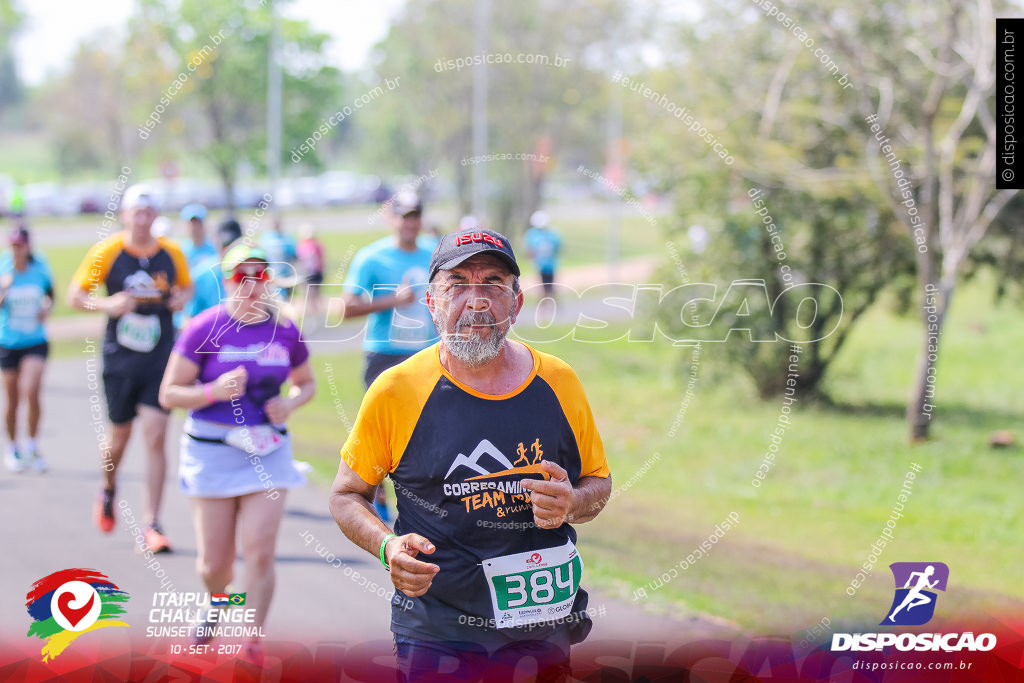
[
  {"x1": 882, "y1": 561, "x2": 949, "y2": 626},
  {"x1": 25, "y1": 569, "x2": 129, "y2": 661}
]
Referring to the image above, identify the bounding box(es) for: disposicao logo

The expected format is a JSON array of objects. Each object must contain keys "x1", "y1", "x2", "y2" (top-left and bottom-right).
[
  {"x1": 25, "y1": 569, "x2": 129, "y2": 661},
  {"x1": 831, "y1": 562, "x2": 996, "y2": 653},
  {"x1": 883, "y1": 562, "x2": 948, "y2": 626}
]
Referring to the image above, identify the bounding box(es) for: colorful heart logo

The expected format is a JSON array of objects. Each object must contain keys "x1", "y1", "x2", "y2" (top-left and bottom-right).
[{"x1": 56, "y1": 591, "x2": 95, "y2": 629}]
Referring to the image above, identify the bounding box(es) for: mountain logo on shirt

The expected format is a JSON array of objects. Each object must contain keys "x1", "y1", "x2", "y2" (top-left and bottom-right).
[
  {"x1": 444, "y1": 439, "x2": 514, "y2": 479},
  {"x1": 122, "y1": 270, "x2": 167, "y2": 300},
  {"x1": 442, "y1": 439, "x2": 551, "y2": 518},
  {"x1": 444, "y1": 438, "x2": 550, "y2": 481}
]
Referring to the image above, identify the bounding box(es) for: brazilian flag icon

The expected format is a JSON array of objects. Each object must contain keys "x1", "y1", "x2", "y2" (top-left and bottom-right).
[{"x1": 229, "y1": 593, "x2": 246, "y2": 606}]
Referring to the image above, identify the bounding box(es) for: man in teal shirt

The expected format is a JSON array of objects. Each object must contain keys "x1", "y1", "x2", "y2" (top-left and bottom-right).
[
  {"x1": 343, "y1": 191, "x2": 438, "y2": 389},
  {"x1": 260, "y1": 218, "x2": 298, "y2": 267},
  {"x1": 343, "y1": 191, "x2": 438, "y2": 523}
]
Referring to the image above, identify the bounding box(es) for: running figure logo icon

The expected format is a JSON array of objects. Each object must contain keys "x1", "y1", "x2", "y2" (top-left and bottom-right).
[{"x1": 882, "y1": 562, "x2": 949, "y2": 626}]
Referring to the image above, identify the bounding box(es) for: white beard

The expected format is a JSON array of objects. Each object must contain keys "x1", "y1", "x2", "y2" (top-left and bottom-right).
[{"x1": 437, "y1": 309, "x2": 508, "y2": 366}]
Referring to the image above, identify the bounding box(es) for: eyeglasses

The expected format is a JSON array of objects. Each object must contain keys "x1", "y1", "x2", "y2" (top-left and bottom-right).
[
  {"x1": 438, "y1": 282, "x2": 514, "y2": 299},
  {"x1": 230, "y1": 264, "x2": 269, "y2": 283}
]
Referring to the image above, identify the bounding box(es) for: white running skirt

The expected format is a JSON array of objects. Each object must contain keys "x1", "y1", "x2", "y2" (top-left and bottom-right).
[{"x1": 178, "y1": 416, "x2": 307, "y2": 498}]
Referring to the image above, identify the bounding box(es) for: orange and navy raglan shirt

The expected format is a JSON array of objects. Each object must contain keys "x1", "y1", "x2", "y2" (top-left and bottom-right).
[
  {"x1": 72, "y1": 233, "x2": 191, "y2": 374},
  {"x1": 341, "y1": 342, "x2": 610, "y2": 647}
]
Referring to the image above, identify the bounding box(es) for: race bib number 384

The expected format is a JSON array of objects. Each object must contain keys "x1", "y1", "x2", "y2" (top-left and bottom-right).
[{"x1": 482, "y1": 540, "x2": 582, "y2": 629}]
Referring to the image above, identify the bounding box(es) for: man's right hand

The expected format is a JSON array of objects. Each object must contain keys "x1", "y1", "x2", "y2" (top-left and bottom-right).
[
  {"x1": 105, "y1": 291, "x2": 137, "y2": 317},
  {"x1": 386, "y1": 533, "x2": 439, "y2": 597}
]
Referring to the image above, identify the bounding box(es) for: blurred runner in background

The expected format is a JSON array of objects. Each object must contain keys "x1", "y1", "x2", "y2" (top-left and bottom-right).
[
  {"x1": 261, "y1": 218, "x2": 299, "y2": 301},
  {"x1": 525, "y1": 210, "x2": 562, "y2": 298},
  {"x1": 296, "y1": 223, "x2": 325, "y2": 322},
  {"x1": 0, "y1": 225, "x2": 53, "y2": 473},
  {"x1": 343, "y1": 191, "x2": 437, "y2": 388},
  {"x1": 180, "y1": 204, "x2": 216, "y2": 269},
  {"x1": 343, "y1": 190, "x2": 438, "y2": 523},
  {"x1": 68, "y1": 184, "x2": 193, "y2": 552},
  {"x1": 185, "y1": 218, "x2": 243, "y2": 320}
]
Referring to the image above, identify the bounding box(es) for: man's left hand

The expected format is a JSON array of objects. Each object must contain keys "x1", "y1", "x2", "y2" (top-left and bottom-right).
[{"x1": 521, "y1": 460, "x2": 574, "y2": 529}]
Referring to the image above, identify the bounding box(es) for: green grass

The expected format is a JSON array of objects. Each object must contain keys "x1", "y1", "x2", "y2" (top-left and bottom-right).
[
  {"x1": 286, "y1": 272, "x2": 1023, "y2": 637},
  {"x1": 533, "y1": 212, "x2": 664, "y2": 272}
]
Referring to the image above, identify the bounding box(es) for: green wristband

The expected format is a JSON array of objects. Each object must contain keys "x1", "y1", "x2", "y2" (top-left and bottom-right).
[{"x1": 379, "y1": 533, "x2": 397, "y2": 571}]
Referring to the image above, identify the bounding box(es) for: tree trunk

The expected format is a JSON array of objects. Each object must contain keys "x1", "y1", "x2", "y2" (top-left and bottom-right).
[{"x1": 217, "y1": 165, "x2": 236, "y2": 214}]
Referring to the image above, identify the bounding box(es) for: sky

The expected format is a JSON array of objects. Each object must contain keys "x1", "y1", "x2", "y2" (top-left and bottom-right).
[{"x1": 13, "y1": 0, "x2": 406, "y2": 86}]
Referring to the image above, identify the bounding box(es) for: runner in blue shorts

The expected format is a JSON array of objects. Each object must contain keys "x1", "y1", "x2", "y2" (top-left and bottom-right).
[{"x1": 0, "y1": 226, "x2": 53, "y2": 473}]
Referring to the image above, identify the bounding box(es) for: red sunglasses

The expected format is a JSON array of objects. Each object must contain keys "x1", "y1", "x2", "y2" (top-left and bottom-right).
[{"x1": 230, "y1": 264, "x2": 270, "y2": 283}]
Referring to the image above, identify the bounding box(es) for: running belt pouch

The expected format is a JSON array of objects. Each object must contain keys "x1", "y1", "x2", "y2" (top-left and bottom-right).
[
  {"x1": 567, "y1": 587, "x2": 593, "y2": 645},
  {"x1": 224, "y1": 425, "x2": 285, "y2": 456}
]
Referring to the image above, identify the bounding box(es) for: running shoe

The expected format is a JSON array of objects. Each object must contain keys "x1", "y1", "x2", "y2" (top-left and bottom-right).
[
  {"x1": 4, "y1": 447, "x2": 26, "y2": 473},
  {"x1": 27, "y1": 447, "x2": 47, "y2": 473},
  {"x1": 94, "y1": 488, "x2": 116, "y2": 532},
  {"x1": 144, "y1": 522, "x2": 172, "y2": 554}
]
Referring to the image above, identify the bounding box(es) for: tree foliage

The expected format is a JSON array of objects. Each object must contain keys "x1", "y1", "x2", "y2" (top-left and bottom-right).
[
  {"x1": 642, "y1": 1, "x2": 913, "y2": 399},
  {"x1": 641, "y1": 0, "x2": 1017, "y2": 429},
  {"x1": 134, "y1": 0, "x2": 342, "y2": 206},
  {"x1": 0, "y1": 0, "x2": 24, "y2": 114},
  {"x1": 356, "y1": 0, "x2": 644, "y2": 234}
]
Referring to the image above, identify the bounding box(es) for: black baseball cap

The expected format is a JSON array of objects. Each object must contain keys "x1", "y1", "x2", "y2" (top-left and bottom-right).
[
  {"x1": 9, "y1": 226, "x2": 29, "y2": 245},
  {"x1": 216, "y1": 218, "x2": 243, "y2": 249},
  {"x1": 429, "y1": 228, "x2": 520, "y2": 282}
]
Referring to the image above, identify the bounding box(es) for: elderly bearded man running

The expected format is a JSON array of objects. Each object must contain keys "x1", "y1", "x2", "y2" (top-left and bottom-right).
[{"x1": 330, "y1": 228, "x2": 611, "y2": 682}]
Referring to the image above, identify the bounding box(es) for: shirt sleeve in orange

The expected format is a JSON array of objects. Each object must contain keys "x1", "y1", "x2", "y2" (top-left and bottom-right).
[{"x1": 70, "y1": 237, "x2": 119, "y2": 292}]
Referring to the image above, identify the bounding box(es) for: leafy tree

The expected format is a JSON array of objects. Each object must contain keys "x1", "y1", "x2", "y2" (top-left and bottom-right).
[
  {"x1": 639, "y1": 2, "x2": 913, "y2": 399},
  {"x1": 356, "y1": 0, "x2": 641, "y2": 234},
  {"x1": 640, "y1": 0, "x2": 1017, "y2": 436},
  {"x1": 135, "y1": 0, "x2": 342, "y2": 208},
  {"x1": 0, "y1": 0, "x2": 23, "y2": 114},
  {"x1": 788, "y1": 0, "x2": 1017, "y2": 440},
  {"x1": 35, "y1": 34, "x2": 137, "y2": 177}
]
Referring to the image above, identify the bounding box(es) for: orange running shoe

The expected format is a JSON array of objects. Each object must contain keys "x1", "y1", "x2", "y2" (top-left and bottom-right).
[
  {"x1": 94, "y1": 488, "x2": 116, "y2": 533},
  {"x1": 144, "y1": 523, "x2": 172, "y2": 553}
]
